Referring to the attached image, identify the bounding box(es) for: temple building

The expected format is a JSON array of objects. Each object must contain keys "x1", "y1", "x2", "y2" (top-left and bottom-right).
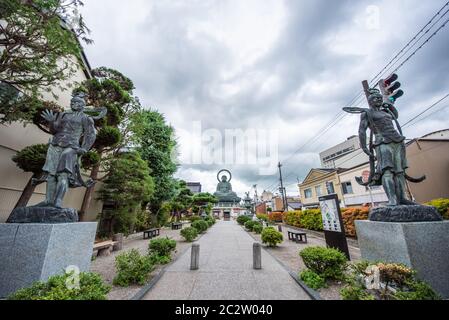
[{"x1": 212, "y1": 170, "x2": 243, "y2": 220}]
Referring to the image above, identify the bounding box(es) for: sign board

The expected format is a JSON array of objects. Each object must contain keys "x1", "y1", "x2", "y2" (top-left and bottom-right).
[
  {"x1": 319, "y1": 194, "x2": 350, "y2": 260},
  {"x1": 320, "y1": 197, "x2": 342, "y2": 233}
]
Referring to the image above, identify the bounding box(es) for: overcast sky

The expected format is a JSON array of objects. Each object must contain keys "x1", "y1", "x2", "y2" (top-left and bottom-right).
[{"x1": 80, "y1": 0, "x2": 449, "y2": 197}]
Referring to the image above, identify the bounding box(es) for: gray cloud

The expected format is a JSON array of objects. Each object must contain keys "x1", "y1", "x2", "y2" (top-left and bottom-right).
[{"x1": 81, "y1": 0, "x2": 449, "y2": 196}]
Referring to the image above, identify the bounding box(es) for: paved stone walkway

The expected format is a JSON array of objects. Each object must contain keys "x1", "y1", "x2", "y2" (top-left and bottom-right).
[{"x1": 143, "y1": 220, "x2": 311, "y2": 300}]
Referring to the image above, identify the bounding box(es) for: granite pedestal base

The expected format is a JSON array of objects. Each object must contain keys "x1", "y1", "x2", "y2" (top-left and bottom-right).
[
  {"x1": 355, "y1": 220, "x2": 449, "y2": 298},
  {"x1": 0, "y1": 223, "x2": 97, "y2": 298},
  {"x1": 7, "y1": 206, "x2": 79, "y2": 224}
]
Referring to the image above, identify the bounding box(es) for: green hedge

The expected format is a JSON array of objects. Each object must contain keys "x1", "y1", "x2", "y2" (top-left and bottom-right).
[
  {"x1": 148, "y1": 237, "x2": 176, "y2": 263},
  {"x1": 299, "y1": 246, "x2": 348, "y2": 280},
  {"x1": 261, "y1": 227, "x2": 283, "y2": 247},
  {"x1": 426, "y1": 198, "x2": 449, "y2": 219},
  {"x1": 181, "y1": 227, "x2": 198, "y2": 242},
  {"x1": 285, "y1": 210, "x2": 323, "y2": 231},
  {"x1": 113, "y1": 249, "x2": 154, "y2": 287},
  {"x1": 191, "y1": 220, "x2": 208, "y2": 233},
  {"x1": 237, "y1": 215, "x2": 252, "y2": 225},
  {"x1": 8, "y1": 272, "x2": 110, "y2": 300}
]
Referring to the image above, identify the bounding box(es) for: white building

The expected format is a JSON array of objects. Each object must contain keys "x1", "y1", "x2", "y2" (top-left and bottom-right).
[{"x1": 338, "y1": 163, "x2": 388, "y2": 207}]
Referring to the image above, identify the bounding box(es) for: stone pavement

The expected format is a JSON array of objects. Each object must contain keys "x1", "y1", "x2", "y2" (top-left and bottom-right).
[{"x1": 143, "y1": 220, "x2": 311, "y2": 300}]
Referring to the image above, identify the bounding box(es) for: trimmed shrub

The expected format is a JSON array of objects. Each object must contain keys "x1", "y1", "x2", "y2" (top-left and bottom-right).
[
  {"x1": 341, "y1": 207, "x2": 369, "y2": 237},
  {"x1": 394, "y1": 280, "x2": 441, "y2": 300},
  {"x1": 8, "y1": 272, "x2": 110, "y2": 300},
  {"x1": 425, "y1": 198, "x2": 449, "y2": 219},
  {"x1": 237, "y1": 215, "x2": 251, "y2": 225},
  {"x1": 181, "y1": 227, "x2": 198, "y2": 242},
  {"x1": 268, "y1": 211, "x2": 285, "y2": 223},
  {"x1": 253, "y1": 224, "x2": 263, "y2": 234},
  {"x1": 205, "y1": 216, "x2": 216, "y2": 226},
  {"x1": 148, "y1": 237, "x2": 177, "y2": 260},
  {"x1": 261, "y1": 227, "x2": 283, "y2": 247},
  {"x1": 284, "y1": 211, "x2": 302, "y2": 227},
  {"x1": 300, "y1": 209, "x2": 323, "y2": 231},
  {"x1": 189, "y1": 216, "x2": 202, "y2": 223},
  {"x1": 299, "y1": 270, "x2": 326, "y2": 290},
  {"x1": 257, "y1": 214, "x2": 268, "y2": 222},
  {"x1": 299, "y1": 247, "x2": 348, "y2": 280},
  {"x1": 340, "y1": 284, "x2": 375, "y2": 300},
  {"x1": 284, "y1": 210, "x2": 323, "y2": 231},
  {"x1": 244, "y1": 220, "x2": 258, "y2": 231},
  {"x1": 191, "y1": 220, "x2": 208, "y2": 233},
  {"x1": 341, "y1": 261, "x2": 440, "y2": 300},
  {"x1": 113, "y1": 249, "x2": 154, "y2": 287}
]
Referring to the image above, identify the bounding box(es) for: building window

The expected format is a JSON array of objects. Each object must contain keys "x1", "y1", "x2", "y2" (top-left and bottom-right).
[
  {"x1": 304, "y1": 188, "x2": 313, "y2": 199},
  {"x1": 342, "y1": 182, "x2": 353, "y2": 195},
  {"x1": 326, "y1": 182, "x2": 335, "y2": 195},
  {"x1": 315, "y1": 186, "x2": 322, "y2": 197}
]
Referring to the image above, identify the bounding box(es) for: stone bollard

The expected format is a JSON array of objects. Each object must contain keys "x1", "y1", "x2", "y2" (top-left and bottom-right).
[
  {"x1": 253, "y1": 243, "x2": 262, "y2": 270},
  {"x1": 191, "y1": 243, "x2": 200, "y2": 270},
  {"x1": 113, "y1": 233, "x2": 124, "y2": 251}
]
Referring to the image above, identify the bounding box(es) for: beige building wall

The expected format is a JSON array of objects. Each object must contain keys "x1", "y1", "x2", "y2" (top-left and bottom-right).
[
  {"x1": 338, "y1": 163, "x2": 388, "y2": 207},
  {"x1": 0, "y1": 60, "x2": 103, "y2": 223},
  {"x1": 406, "y1": 139, "x2": 449, "y2": 204},
  {"x1": 299, "y1": 170, "x2": 344, "y2": 208}
]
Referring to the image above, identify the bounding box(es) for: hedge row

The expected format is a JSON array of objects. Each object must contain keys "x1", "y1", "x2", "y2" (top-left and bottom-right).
[
  {"x1": 284, "y1": 208, "x2": 369, "y2": 238},
  {"x1": 280, "y1": 199, "x2": 449, "y2": 238}
]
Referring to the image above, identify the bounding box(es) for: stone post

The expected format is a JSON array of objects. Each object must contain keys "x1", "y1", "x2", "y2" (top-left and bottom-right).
[
  {"x1": 113, "y1": 233, "x2": 124, "y2": 251},
  {"x1": 190, "y1": 243, "x2": 200, "y2": 270},
  {"x1": 253, "y1": 243, "x2": 262, "y2": 270}
]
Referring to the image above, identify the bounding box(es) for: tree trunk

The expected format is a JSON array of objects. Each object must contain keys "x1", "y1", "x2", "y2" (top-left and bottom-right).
[
  {"x1": 14, "y1": 174, "x2": 39, "y2": 209},
  {"x1": 79, "y1": 161, "x2": 101, "y2": 222}
]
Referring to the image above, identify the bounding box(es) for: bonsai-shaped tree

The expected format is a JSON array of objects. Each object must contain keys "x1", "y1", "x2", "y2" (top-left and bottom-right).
[
  {"x1": 77, "y1": 67, "x2": 140, "y2": 221},
  {"x1": 0, "y1": 0, "x2": 91, "y2": 124},
  {"x1": 11, "y1": 144, "x2": 48, "y2": 208}
]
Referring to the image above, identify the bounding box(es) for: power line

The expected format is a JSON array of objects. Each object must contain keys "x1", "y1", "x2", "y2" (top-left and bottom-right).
[
  {"x1": 404, "y1": 104, "x2": 449, "y2": 128},
  {"x1": 369, "y1": 1, "x2": 449, "y2": 84},
  {"x1": 402, "y1": 93, "x2": 449, "y2": 128},
  {"x1": 392, "y1": 16, "x2": 449, "y2": 74},
  {"x1": 259, "y1": 2, "x2": 449, "y2": 192}
]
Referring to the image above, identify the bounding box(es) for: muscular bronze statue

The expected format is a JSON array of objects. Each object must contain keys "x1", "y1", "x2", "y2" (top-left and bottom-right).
[
  {"x1": 344, "y1": 88, "x2": 425, "y2": 207},
  {"x1": 35, "y1": 91, "x2": 103, "y2": 208}
]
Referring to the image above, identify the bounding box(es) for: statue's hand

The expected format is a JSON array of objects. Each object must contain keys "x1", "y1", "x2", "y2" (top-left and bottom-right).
[
  {"x1": 77, "y1": 148, "x2": 88, "y2": 155},
  {"x1": 41, "y1": 110, "x2": 57, "y2": 123}
]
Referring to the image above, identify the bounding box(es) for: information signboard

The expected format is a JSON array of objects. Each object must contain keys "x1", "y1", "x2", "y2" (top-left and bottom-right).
[{"x1": 319, "y1": 194, "x2": 350, "y2": 260}]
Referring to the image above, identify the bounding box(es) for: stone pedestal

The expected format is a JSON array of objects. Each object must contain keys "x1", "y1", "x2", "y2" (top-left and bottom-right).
[
  {"x1": 7, "y1": 206, "x2": 79, "y2": 224},
  {"x1": 355, "y1": 220, "x2": 449, "y2": 298},
  {"x1": 0, "y1": 223, "x2": 97, "y2": 298}
]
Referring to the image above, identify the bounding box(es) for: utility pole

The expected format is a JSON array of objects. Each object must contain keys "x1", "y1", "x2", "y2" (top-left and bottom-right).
[
  {"x1": 278, "y1": 162, "x2": 288, "y2": 212},
  {"x1": 253, "y1": 184, "x2": 258, "y2": 216}
]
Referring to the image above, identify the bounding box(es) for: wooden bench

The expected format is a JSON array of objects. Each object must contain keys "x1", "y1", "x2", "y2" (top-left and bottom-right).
[
  {"x1": 288, "y1": 231, "x2": 308, "y2": 244},
  {"x1": 93, "y1": 240, "x2": 118, "y2": 257},
  {"x1": 143, "y1": 228, "x2": 160, "y2": 240},
  {"x1": 171, "y1": 222, "x2": 183, "y2": 230}
]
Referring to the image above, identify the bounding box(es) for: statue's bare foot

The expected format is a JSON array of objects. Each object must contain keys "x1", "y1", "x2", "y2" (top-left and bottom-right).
[
  {"x1": 33, "y1": 201, "x2": 50, "y2": 208},
  {"x1": 386, "y1": 202, "x2": 399, "y2": 207},
  {"x1": 400, "y1": 199, "x2": 418, "y2": 206}
]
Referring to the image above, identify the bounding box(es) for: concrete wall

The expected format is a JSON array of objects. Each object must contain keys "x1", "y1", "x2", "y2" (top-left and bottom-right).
[{"x1": 406, "y1": 139, "x2": 449, "y2": 203}]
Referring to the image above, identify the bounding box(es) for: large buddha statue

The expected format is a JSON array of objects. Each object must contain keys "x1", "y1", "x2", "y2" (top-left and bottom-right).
[{"x1": 214, "y1": 170, "x2": 241, "y2": 203}]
